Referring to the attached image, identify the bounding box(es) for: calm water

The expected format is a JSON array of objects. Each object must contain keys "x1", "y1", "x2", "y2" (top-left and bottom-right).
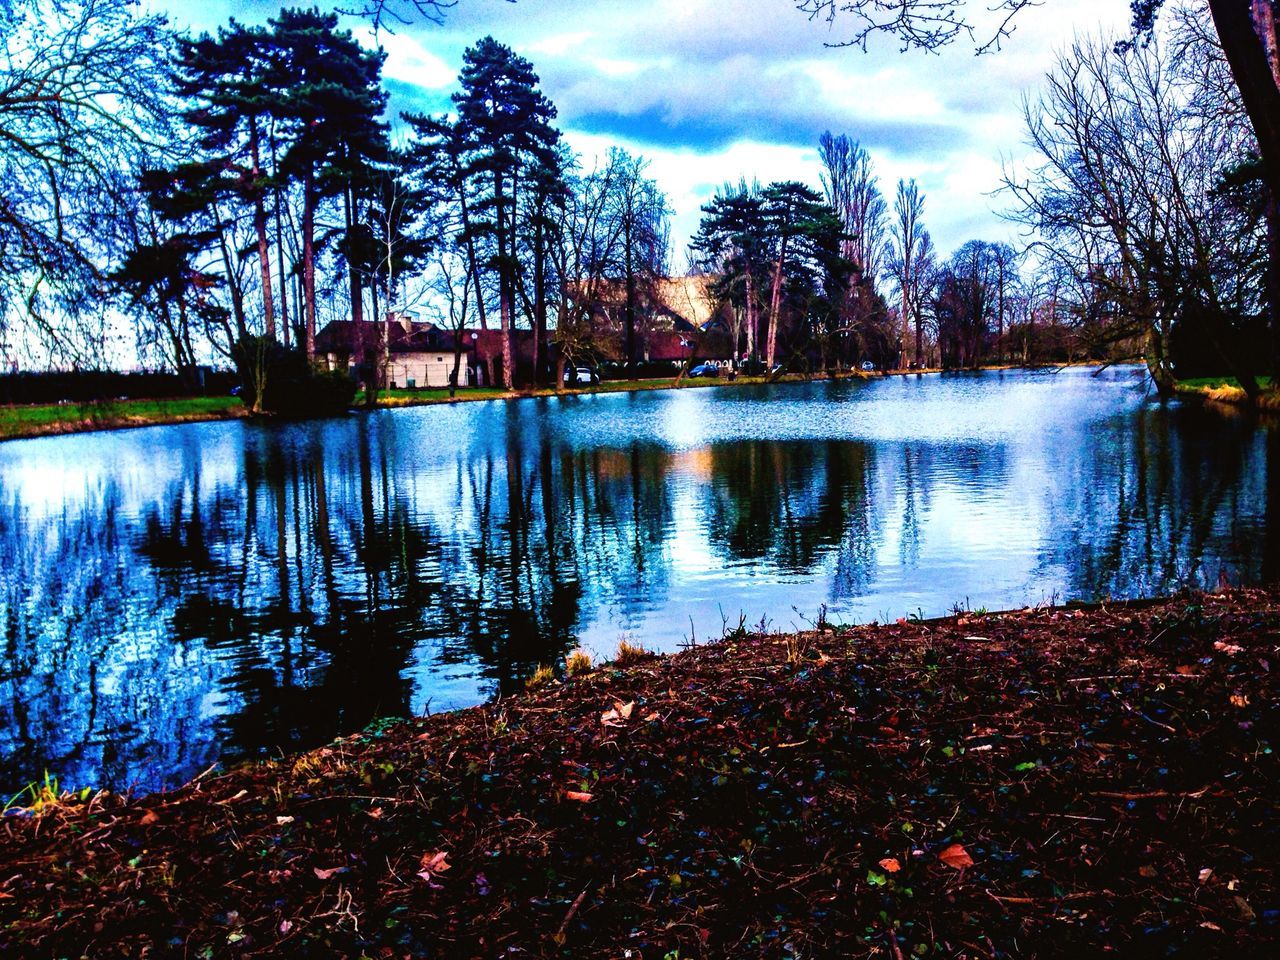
[{"x1": 1, "y1": 367, "x2": 1275, "y2": 795}]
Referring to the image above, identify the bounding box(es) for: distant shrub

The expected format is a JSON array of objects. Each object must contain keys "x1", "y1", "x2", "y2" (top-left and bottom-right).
[{"x1": 234, "y1": 336, "x2": 355, "y2": 418}]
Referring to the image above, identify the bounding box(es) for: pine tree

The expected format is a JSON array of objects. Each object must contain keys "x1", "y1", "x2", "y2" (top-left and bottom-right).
[
  {"x1": 452, "y1": 36, "x2": 561, "y2": 388},
  {"x1": 172, "y1": 21, "x2": 280, "y2": 339},
  {"x1": 267, "y1": 7, "x2": 389, "y2": 357}
]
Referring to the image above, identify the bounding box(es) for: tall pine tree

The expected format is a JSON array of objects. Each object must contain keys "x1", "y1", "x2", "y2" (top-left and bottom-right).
[{"x1": 453, "y1": 37, "x2": 560, "y2": 388}]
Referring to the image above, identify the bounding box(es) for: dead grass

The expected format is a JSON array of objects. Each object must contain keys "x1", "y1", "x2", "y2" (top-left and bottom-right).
[{"x1": 564, "y1": 649, "x2": 593, "y2": 677}]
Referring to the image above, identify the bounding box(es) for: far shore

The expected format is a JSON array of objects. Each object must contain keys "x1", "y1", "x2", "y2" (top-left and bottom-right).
[{"x1": 0, "y1": 359, "x2": 1186, "y2": 444}]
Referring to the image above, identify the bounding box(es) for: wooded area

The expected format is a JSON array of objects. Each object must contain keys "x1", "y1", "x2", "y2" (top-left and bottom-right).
[{"x1": 0, "y1": 0, "x2": 1277, "y2": 407}]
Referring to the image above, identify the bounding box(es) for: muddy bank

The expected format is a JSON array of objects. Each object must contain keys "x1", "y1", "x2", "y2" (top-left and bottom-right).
[{"x1": 1, "y1": 589, "x2": 1276, "y2": 958}]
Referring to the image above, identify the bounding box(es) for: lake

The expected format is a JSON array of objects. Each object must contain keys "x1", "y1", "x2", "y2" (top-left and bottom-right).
[{"x1": 0, "y1": 366, "x2": 1275, "y2": 796}]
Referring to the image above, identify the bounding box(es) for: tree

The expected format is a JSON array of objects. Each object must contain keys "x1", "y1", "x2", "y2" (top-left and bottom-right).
[
  {"x1": 516, "y1": 146, "x2": 569, "y2": 386},
  {"x1": 0, "y1": 0, "x2": 173, "y2": 366},
  {"x1": 403, "y1": 112, "x2": 493, "y2": 335},
  {"x1": 887, "y1": 179, "x2": 929, "y2": 368},
  {"x1": 269, "y1": 7, "x2": 389, "y2": 357},
  {"x1": 612, "y1": 150, "x2": 670, "y2": 378},
  {"x1": 552, "y1": 153, "x2": 628, "y2": 387},
  {"x1": 692, "y1": 182, "x2": 769, "y2": 370},
  {"x1": 799, "y1": 0, "x2": 1280, "y2": 382},
  {"x1": 1005, "y1": 30, "x2": 1267, "y2": 395},
  {"x1": 452, "y1": 36, "x2": 561, "y2": 388},
  {"x1": 761, "y1": 182, "x2": 834, "y2": 373},
  {"x1": 172, "y1": 21, "x2": 281, "y2": 340},
  {"x1": 818, "y1": 132, "x2": 889, "y2": 368}
]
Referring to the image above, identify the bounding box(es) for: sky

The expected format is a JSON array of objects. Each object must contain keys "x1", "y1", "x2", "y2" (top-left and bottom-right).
[{"x1": 158, "y1": 0, "x2": 1133, "y2": 267}]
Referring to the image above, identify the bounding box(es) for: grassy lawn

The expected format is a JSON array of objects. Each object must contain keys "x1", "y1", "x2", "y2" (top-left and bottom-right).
[
  {"x1": 0, "y1": 396, "x2": 243, "y2": 440},
  {"x1": 1175, "y1": 375, "x2": 1274, "y2": 391},
  {"x1": 1174, "y1": 375, "x2": 1280, "y2": 411}
]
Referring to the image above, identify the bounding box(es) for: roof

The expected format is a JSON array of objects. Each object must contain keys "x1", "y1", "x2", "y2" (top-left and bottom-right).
[
  {"x1": 566, "y1": 275, "x2": 732, "y2": 332},
  {"x1": 315, "y1": 320, "x2": 466, "y2": 356}
]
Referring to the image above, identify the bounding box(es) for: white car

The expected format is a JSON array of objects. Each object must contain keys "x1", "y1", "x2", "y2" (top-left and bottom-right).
[{"x1": 564, "y1": 366, "x2": 600, "y2": 385}]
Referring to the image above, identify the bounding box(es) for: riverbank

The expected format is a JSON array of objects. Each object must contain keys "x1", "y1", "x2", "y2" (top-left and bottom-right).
[
  {"x1": 0, "y1": 395, "x2": 246, "y2": 441},
  {"x1": 2, "y1": 588, "x2": 1275, "y2": 958},
  {"x1": 1174, "y1": 376, "x2": 1280, "y2": 412}
]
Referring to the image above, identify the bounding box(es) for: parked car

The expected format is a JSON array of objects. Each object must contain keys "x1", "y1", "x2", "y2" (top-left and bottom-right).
[
  {"x1": 563, "y1": 366, "x2": 600, "y2": 385},
  {"x1": 688, "y1": 363, "x2": 721, "y2": 378},
  {"x1": 860, "y1": 360, "x2": 876, "y2": 372}
]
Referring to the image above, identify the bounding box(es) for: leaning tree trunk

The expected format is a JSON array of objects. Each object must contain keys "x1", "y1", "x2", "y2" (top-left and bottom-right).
[{"x1": 1208, "y1": 0, "x2": 1280, "y2": 388}]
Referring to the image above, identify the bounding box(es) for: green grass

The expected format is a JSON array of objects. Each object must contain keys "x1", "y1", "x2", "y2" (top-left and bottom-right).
[
  {"x1": 359, "y1": 387, "x2": 509, "y2": 406},
  {"x1": 0, "y1": 396, "x2": 243, "y2": 440},
  {"x1": 1175, "y1": 375, "x2": 1274, "y2": 391}
]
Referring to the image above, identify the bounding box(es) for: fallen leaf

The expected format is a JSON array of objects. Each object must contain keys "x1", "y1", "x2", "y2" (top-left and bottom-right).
[
  {"x1": 138, "y1": 810, "x2": 160, "y2": 826},
  {"x1": 313, "y1": 866, "x2": 347, "y2": 880},
  {"x1": 878, "y1": 858, "x2": 902, "y2": 874},
  {"x1": 565, "y1": 790, "x2": 595, "y2": 803},
  {"x1": 1214, "y1": 641, "x2": 1243, "y2": 655},
  {"x1": 1198, "y1": 867, "x2": 1214, "y2": 884},
  {"x1": 938, "y1": 843, "x2": 974, "y2": 870},
  {"x1": 601, "y1": 700, "x2": 636, "y2": 727},
  {"x1": 276, "y1": 816, "x2": 295, "y2": 826},
  {"x1": 419, "y1": 850, "x2": 451, "y2": 878},
  {"x1": 1229, "y1": 693, "x2": 1250, "y2": 708}
]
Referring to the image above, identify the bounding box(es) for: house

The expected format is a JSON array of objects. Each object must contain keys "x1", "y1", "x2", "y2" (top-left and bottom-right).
[
  {"x1": 314, "y1": 316, "x2": 540, "y2": 389},
  {"x1": 315, "y1": 317, "x2": 470, "y2": 389},
  {"x1": 562, "y1": 274, "x2": 738, "y2": 367}
]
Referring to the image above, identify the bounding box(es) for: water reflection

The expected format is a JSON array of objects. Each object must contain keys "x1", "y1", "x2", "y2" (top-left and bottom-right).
[{"x1": 0, "y1": 367, "x2": 1273, "y2": 795}]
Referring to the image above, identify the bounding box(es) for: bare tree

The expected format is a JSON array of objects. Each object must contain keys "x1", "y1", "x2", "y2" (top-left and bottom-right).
[
  {"x1": 1005, "y1": 27, "x2": 1267, "y2": 396},
  {"x1": 798, "y1": 1, "x2": 1280, "y2": 372},
  {"x1": 0, "y1": 0, "x2": 173, "y2": 366},
  {"x1": 797, "y1": 0, "x2": 1039, "y2": 53},
  {"x1": 887, "y1": 179, "x2": 928, "y2": 368}
]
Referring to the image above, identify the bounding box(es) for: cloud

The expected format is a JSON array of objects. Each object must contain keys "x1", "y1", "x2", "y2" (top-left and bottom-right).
[{"x1": 155, "y1": 0, "x2": 1134, "y2": 257}]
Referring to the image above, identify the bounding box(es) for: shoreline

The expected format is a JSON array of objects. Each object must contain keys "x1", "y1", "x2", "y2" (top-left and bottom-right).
[
  {"x1": 0, "y1": 361, "x2": 1131, "y2": 444},
  {"x1": 1174, "y1": 379, "x2": 1280, "y2": 412},
  {"x1": 2, "y1": 587, "x2": 1274, "y2": 956}
]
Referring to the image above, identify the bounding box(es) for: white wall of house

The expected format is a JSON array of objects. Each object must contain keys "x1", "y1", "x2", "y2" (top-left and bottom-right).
[{"x1": 387, "y1": 352, "x2": 471, "y2": 389}]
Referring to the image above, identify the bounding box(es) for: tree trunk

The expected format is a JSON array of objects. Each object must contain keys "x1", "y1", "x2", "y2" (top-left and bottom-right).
[
  {"x1": 249, "y1": 117, "x2": 275, "y2": 340},
  {"x1": 624, "y1": 227, "x2": 637, "y2": 380},
  {"x1": 495, "y1": 172, "x2": 515, "y2": 389},
  {"x1": 533, "y1": 218, "x2": 546, "y2": 388},
  {"x1": 745, "y1": 270, "x2": 758, "y2": 364},
  {"x1": 1146, "y1": 325, "x2": 1176, "y2": 397},
  {"x1": 302, "y1": 168, "x2": 317, "y2": 358},
  {"x1": 767, "y1": 236, "x2": 790, "y2": 375},
  {"x1": 1209, "y1": 0, "x2": 1280, "y2": 382}
]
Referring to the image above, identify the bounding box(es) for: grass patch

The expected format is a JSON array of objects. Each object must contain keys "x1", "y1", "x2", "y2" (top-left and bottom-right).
[
  {"x1": 612, "y1": 638, "x2": 652, "y2": 665},
  {"x1": 564, "y1": 649, "x2": 593, "y2": 677},
  {"x1": 1175, "y1": 377, "x2": 1280, "y2": 411},
  {"x1": 0, "y1": 396, "x2": 244, "y2": 441}
]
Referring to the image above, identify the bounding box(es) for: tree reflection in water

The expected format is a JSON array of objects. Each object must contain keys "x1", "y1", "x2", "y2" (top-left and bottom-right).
[{"x1": 0, "y1": 367, "x2": 1272, "y2": 794}]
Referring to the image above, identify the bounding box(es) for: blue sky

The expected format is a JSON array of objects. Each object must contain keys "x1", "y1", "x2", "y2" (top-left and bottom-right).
[{"x1": 159, "y1": 0, "x2": 1130, "y2": 266}]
